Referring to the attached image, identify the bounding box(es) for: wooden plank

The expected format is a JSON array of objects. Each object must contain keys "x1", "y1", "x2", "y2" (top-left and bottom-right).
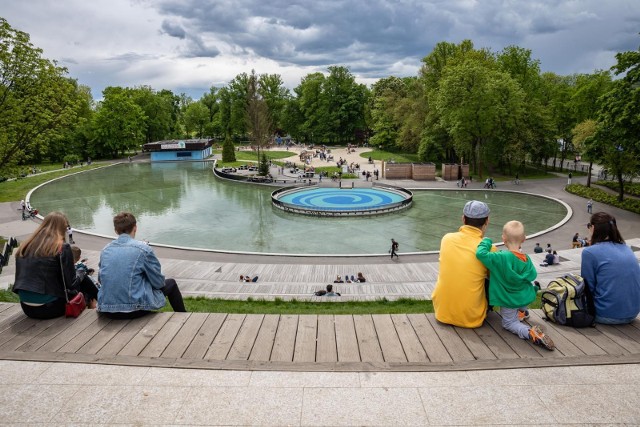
[
  {"x1": 0, "y1": 304, "x2": 21, "y2": 322},
  {"x1": 316, "y1": 315, "x2": 337, "y2": 363},
  {"x1": 97, "y1": 315, "x2": 154, "y2": 356},
  {"x1": 293, "y1": 315, "x2": 317, "y2": 363},
  {"x1": 271, "y1": 314, "x2": 299, "y2": 362},
  {"x1": 611, "y1": 323, "x2": 640, "y2": 349},
  {"x1": 16, "y1": 314, "x2": 79, "y2": 352},
  {"x1": 248, "y1": 314, "x2": 279, "y2": 361},
  {"x1": 595, "y1": 324, "x2": 640, "y2": 353},
  {"x1": 407, "y1": 314, "x2": 452, "y2": 363},
  {"x1": 578, "y1": 325, "x2": 629, "y2": 356},
  {"x1": 473, "y1": 314, "x2": 519, "y2": 359},
  {"x1": 204, "y1": 313, "x2": 245, "y2": 360},
  {"x1": 353, "y1": 315, "x2": 384, "y2": 363},
  {"x1": 57, "y1": 315, "x2": 114, "y2": 353},
  {"x1": 140, "y1": 313, "x2": 191, "y2": 358},
  {"x1": 390, "y1": 314, "x2": 428, "y2": 362},
  {"x1": 528, "y1": 310, "x2": 603, "y2": 356},
  {"x1": 454, "y1": 327, "x2": 496, "y2": 360},
  {"x1": 334, "y1": 315, "x2": 360, "y2": 362},
  {"x1": 0, "y1": 316, "x2": 65, "y2": 351},
  {"x1": 0, "y1": 303, "x2": 12, "y2": 313},
  {"x1": 117, "y1": 313, "x2": 173, "y2": 356},
  {"x1": 227, "y1": 314, "x2": 264, "y2": 361},
  {"x1": 161, "y1": 313, "x2": 208, "y2": 359},
  {"x1": 77, "y1": 319, "x2": 131, "y2": 355},
  {"x1": 182, "y1": 313, "x2": 226, "y2": 359},
  {"x1": 483, "y1": 311, "x2": 542, "y2": 359},
  {"x1": 372, "y1": 314, "x2": 406, "y2": 363},
  {"x1": 0, "y1": 307, "x2": 28, "y2": 334},
  {"x1": 425, "y1": 315, "x2": 474, "y2": 362},
  {"x1": 37, "y1": 311, "x2": 100, "y2": 352}
]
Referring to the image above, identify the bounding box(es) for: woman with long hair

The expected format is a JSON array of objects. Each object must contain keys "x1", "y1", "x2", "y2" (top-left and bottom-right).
[
  {"x1": 13, "y1": 212, "x2": 88, "y2": 319},
  {"x1": 581, "y1": 212, "x2": 640, "y2": 324}
]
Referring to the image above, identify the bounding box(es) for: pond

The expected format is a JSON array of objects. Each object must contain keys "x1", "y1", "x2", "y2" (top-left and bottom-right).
[{"x1": 29, "y1": 162, "x2": 568, "y2": 255}]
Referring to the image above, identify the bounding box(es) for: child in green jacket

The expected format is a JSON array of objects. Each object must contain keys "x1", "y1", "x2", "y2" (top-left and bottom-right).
[{"x1": 476, "y1": 220, "x2": 555, "y2": 350}]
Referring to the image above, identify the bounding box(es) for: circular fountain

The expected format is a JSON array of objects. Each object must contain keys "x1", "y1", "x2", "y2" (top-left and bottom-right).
[{"x1": 271, "y1": 185, "x2": 413, "y2": 216}]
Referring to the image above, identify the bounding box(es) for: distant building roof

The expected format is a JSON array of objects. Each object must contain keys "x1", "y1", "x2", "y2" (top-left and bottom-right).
[{"x1": 142, "y1": 139, "x2": 213, "y2": 152}]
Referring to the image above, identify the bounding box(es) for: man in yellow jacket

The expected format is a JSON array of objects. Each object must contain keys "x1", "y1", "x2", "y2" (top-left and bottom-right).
[{"x1": 431, "y1": 200, "x2": 491, "y2": 328}]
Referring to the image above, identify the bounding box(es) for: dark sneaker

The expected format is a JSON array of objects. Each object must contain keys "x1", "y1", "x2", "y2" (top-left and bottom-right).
[
  {"x1": 517, "y1": 309, "x2": 530, "y2": 321},
  {"x1": 529, "y1": 325, "x2": 555, "y2": 351}
]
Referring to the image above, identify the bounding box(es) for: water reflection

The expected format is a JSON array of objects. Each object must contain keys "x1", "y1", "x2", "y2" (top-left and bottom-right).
[{"x1": 29, "y1": 162, "x2": 567, "y2": 254}]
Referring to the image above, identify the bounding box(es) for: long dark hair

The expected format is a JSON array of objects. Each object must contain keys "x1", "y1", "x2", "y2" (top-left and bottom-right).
[{"x1": 589, "y1": 212, "x2": 624, "y2": 245}]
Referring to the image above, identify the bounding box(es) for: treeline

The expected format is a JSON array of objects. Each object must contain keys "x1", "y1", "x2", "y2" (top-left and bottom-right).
[{"x1": 1, "y1": 17, "x2": 638, "y2": 194}]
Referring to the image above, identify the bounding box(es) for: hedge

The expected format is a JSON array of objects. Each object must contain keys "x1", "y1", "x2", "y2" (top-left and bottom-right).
[
  {"x1": 566, "y1": 184, "x2": 640, "y2": 215},
  {"x1": 596, "y1": 181, "x2": 640, "y2": 198}
]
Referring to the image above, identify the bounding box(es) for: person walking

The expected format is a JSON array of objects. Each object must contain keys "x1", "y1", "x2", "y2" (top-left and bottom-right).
[
  {"x1": 390, "y1": 238, "x2": 399, "y2": 260},
  {"x1": 567, "y1": 172, "x2": 572, "y2": 185},
  {"x1": 587, "y1": 199, "x2": 593, "y2": 214},
  {"x1": 66, "y1": 225, "x2": 75, "y2": 244}
]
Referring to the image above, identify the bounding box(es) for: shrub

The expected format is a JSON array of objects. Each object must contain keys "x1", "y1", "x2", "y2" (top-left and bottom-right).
[
  {"x1": 222, "y1": 136, "x2": 236, "y2": 163},
  {"x1": 566, "y1": 184, "x2": 640, "y2": 215},
  {"x1": 597, "y1": 181, "x2": 640, "y2": 197}
]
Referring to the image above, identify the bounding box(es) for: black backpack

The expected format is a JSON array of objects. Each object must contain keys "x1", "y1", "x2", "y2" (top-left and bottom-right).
[{"x1": 540, "y1": 274, "x2": 595, "y2": 327}]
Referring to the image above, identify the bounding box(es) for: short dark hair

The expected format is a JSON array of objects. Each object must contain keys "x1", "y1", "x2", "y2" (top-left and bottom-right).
[
  {"x1": 464, "y1": 216, "x2": 488, "y2": 229},
  {"x1": 589, "y1": 212, "x2": 624, "y2": 245},
  {"x1": 113, "y1": 212, "x2": 137, "y2": 235},
  {"x1": 326, "y1": 284, "x2": 333, "y2": 292}
]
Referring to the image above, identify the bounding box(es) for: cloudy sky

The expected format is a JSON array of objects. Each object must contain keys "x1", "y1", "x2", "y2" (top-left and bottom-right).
[{"x1": 2, "y1": 0, "x2": 639, "y2": 100}]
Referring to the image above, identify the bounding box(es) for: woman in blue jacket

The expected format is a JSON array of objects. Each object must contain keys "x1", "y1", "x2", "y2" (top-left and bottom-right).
[{"x1": 581, "y1": 212, "x2": 640, "y2": 324}]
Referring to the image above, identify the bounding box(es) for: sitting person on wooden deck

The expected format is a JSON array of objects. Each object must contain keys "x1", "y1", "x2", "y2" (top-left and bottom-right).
[
  {"x1": 325, "y1": 284, "x2": 341, "y2": 296},
  {"x1": 476, "y1": 220, "x2": 554, "y2": 351},
  {"x1": 431, "y1": 200, "x2": 492, "y2": 328},
  {"x1": 581, "y1": 212, "x2": 640, "y2": 325},
  {"x1": 13, "y1": 212, "x2": 97, "y2": 319},
  {"x1": 97, "y1": 212, "x2": 186, "y2": 319}
]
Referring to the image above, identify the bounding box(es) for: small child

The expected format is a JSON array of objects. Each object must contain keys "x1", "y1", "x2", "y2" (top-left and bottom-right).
[
  {"x1": 70, "y1": 245, "x2": 99, "y2": 308},
  {"x1": 476, "y1": 220, "x2": 555, "y2": 351}
]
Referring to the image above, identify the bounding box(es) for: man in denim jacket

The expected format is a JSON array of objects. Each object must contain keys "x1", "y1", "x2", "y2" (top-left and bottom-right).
[{"x1": 98, "y1": 212, "x2": 186, "y2": 318}]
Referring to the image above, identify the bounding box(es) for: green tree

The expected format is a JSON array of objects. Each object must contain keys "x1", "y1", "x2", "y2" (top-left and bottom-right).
[
  {"x1": 295, "y1": 72, "x2": 326, "y2": 144},
  {"x1": 322, "y1": 66, "x2": 367, "y2": 143},
  {"x1": 0, "y1": 18, "x2": 82, "y2": 173},
  {"x1": 246, "y1": 70, "x2": 272, "y2": 174},
  {"x1": 92, "y1": 87, "x2": 147, "y2": 158},
  {"x1": 258, "y1": 73, "x2": 290, "y2": 132},
  {"x1": 131, "y1": 86, "x2": 176, "y2": 143},
  {"x1": 435, "y1": 61, "x2": 525, "y2": 177},
  {"x1": 184, "y1": 101, "x2": 209, "y2": 138},
  {"x1": 221, "y1": 134, "x2": 236, "y2": 162},
  {"x1": 572, "y1": 119, "x2": 597, "y2": 187},
  {"x1": 593, "y1": 45, "x2": 640, "y2": 201}
]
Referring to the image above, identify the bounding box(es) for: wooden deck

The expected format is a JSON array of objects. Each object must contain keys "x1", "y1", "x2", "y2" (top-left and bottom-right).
[{"x1": 1, "y1": 302, "x2": 640, "y2": 372}]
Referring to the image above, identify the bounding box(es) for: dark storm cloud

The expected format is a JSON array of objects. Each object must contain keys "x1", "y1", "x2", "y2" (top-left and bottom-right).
[
  {"x1": 153, "y1": 0, "x2": 454, "y2": 71},
  {"x1": 149, "y1": 0, "x2": 640, "y2": 79},
  {"x1": 161, "y1": 19, "x2": 187, "y2": 39}
]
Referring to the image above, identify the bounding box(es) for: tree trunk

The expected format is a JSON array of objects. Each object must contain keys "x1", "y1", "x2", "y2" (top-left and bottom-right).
[
  {"x1": 586, "y1": 161, "x2": 593, "y2": 187},
  {"x1": 617, "y1": 173, "x2": 624, "y2": 202}
]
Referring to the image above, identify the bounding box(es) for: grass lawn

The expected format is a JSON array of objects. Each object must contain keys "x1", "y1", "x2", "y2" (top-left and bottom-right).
[
  {"x1": 161, "y1": 297, "x2": 433, "y2": 314},
  {"x1": 214, "y1": 150, "x2": 295, "y2": 167},
  {"x1": 0, "y1": 163, "x2": 112, "y2": 203},
  {"x1": 360, "y1": 150, "x2": 420, "y2": 164}
]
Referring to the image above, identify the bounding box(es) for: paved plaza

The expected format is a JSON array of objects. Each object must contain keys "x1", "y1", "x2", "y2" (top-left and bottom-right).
[{"x1": 1, "y1": 154, "x2": 639, "y2": 425}]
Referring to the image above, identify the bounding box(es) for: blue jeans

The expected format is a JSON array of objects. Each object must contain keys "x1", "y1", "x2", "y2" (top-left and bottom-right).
[
  {"x1": 595, "y1": 315, "x2": 636, "y2": 325},
  {"x1": 500, "y1": 307, "x2": 530, "y2": 339}
]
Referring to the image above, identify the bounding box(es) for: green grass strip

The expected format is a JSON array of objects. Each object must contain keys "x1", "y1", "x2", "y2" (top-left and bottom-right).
[{"x1": 0, "y1": 163, "x2": 110, "y2": 203}]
